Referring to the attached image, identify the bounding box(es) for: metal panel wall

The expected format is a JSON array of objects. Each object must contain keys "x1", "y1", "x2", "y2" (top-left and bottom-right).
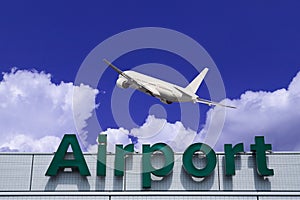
[
  {"x1": 31, "y1": 154, "x2": 118, "y2": 191},
  {"x1": 125, "y1": 154, "x2": 219, "y2": 191},
  {"x1": 1, "y1": 152, "x2": 300, "y2": 192},
  {"x1": 218, "y1": 154, "x2": 300, "y2": 191},
  {"x1": 0, "y1": 154, "x2": 32, "y2": 191}
]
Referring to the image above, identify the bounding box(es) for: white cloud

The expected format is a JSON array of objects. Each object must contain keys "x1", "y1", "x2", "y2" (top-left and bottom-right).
[
  {"x1": 97, "y1": 115, "x2": 197, "y2": 153},
  {"x1": 0, "y1": 69, "x2": 98, "y2": 152},
  {"x1": 200, "y1": 71, "x2": 300, "y2": 151},
  {"x1": 0, "y1": 135, "x2": 61, "y2": 152}
]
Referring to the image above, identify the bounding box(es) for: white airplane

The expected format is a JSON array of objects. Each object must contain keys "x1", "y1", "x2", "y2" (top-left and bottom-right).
[{"x1": 103, "y1": 59, "x2": 236, "y2": 108}]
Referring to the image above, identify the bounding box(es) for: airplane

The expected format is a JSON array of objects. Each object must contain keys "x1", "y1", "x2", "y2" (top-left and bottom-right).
[{"x1": 103, "y1": 59, "x2": 236, "y2": 109}]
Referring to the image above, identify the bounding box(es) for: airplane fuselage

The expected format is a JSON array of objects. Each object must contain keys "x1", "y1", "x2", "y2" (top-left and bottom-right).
[{"x1": 117, "y1": 71, "x2": 197, "y2": 104}]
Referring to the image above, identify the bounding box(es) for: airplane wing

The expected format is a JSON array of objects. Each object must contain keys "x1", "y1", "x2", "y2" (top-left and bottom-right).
[
  {"x1": 174, "y1": 86, "x2": 194, "y2": 97},
  {"x1": 103, "y1": 59, "x2": 160, "y2": 97},
  {"x1": 196, "y1": 97, "x2": 236, "y2": 109}
]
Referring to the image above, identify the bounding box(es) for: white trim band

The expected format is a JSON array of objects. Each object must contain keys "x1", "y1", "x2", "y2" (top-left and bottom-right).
[{"x1": 0, "y1": 191, "x2": 300, "y2": 196}]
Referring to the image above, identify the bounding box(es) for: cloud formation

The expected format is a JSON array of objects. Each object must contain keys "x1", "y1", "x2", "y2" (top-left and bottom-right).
[
  {"x1": 95, "y1": 115, "x2": 197, "y2": 153},
  {"x1": 0, "y1": 69, "x2": 98, "y2": 152},
  {"x1": 209, "y1": 71, "x2": 300, "y2": 151},
  {"x1": 1, "y1": 69, "x2": 300, "y2": 152}
]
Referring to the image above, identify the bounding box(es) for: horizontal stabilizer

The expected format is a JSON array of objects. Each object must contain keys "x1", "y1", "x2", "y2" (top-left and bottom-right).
[{"x1": 196, "y1": 97, "x2": 236, "y2": 109}]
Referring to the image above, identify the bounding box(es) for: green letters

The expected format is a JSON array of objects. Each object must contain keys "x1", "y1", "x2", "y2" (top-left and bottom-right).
[
  {"x1": 224, "y1": 143, "x2": 244, "y2": 175},
  {"x1": 250, "y1": 136, "x2": 274, "y2": 176},
  {"x1": 142, "y1": 143, "x2": 174, "y2": 188},
  {"x1": 45, "y1": 134, "x2": 275, "y2": 188},
  {"x1": 45, "y1": 134, "x2": 90, "y2": 176},
  {"x1": 97, "y1": 134, "x2": 107, "y2": 176},
  {"x1": 182, "y1": 143, "x2": 216, "y2": 177},
  {"x1": 114, "y1": 144, "x2": 134, "y2": 176}
]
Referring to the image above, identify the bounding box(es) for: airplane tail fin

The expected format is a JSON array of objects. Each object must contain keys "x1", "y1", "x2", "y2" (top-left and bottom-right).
[{"x1": 185, "y1": 68, "x2": 209, "y2": 94}]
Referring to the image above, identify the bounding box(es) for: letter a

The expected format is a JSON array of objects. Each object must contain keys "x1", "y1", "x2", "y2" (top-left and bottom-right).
[{"x1": 45, "y1": 134, "x2": 90, "y2": 176}]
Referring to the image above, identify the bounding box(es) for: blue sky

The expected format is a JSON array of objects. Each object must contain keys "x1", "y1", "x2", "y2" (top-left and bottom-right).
[{"x1": 0, "y1": 1, "x2": 300, "y2": 152}]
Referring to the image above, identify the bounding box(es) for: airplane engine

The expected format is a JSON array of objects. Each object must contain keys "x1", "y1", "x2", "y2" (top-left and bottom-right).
[
  {"x1": 116, "y1": 78, "x2": 130, "y2": 88},
  {"x1": 160, "y1": 99, "x2": 173, "y2": 104}
]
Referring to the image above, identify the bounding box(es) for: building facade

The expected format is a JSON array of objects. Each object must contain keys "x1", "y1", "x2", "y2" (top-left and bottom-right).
[{"x1": 0, "y1": 152, "x2": 300, "y2": 199}]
